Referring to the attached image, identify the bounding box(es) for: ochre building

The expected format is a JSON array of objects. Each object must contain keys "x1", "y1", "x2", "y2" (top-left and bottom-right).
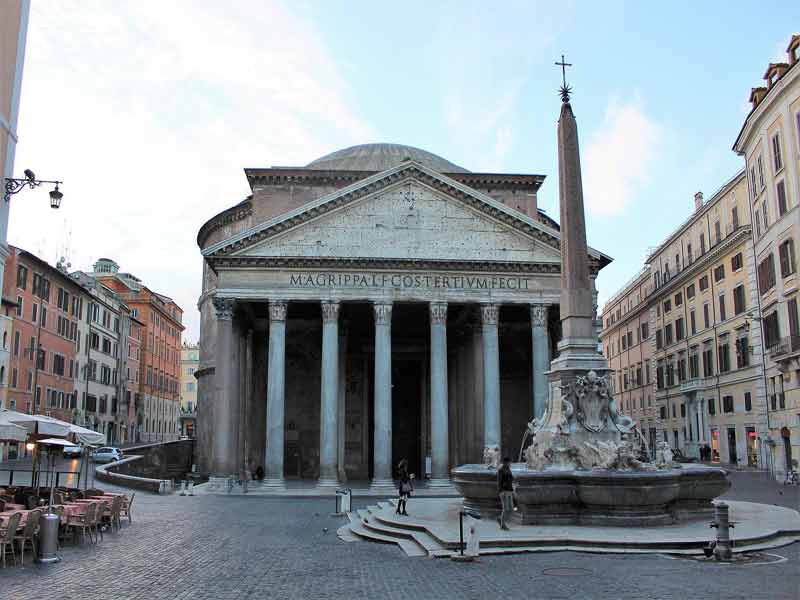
[{"x1": 196, "y1": 144, "x2": 610, "y2": 488}]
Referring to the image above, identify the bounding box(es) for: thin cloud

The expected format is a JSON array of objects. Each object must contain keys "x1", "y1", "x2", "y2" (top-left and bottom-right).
[
  {"x1": 11, "y1": 1, "x2": 373, "y2": 341},
  {"x1": 583, "y1": 98, "x2": 661, "y2": 217}
]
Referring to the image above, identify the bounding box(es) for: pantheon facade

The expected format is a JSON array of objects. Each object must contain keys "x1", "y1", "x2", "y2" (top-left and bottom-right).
[{"x1": 195, "y1": 144, "x2": 610, "y2": 488}]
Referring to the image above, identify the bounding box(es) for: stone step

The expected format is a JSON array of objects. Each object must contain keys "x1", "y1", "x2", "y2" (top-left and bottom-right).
[
  {"x1": 360, "y1": 513, "x2": 446, "y2": 555},
  {"x1": 336, "y1": 524, "x2": 359, "y2": 542},
  {"x1": 345, "y1": 519, "x2": 427, "y2": 557}
]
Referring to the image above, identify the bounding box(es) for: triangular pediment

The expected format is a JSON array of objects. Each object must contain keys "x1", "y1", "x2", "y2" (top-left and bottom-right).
[{"x1": 204, "y1": 162, "x2": 609, "y2": 270}]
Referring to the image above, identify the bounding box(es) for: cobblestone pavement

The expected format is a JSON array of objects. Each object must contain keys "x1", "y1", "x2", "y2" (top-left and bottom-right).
[{"x1": 0, "y1": 471, "x2": 797, "y2": 600}]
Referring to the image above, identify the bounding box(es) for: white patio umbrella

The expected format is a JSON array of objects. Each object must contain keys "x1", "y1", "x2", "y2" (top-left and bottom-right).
[
  {"x1": 0, "y1": 411, "x2": 28, "y2": 442},
  {"x1": 0, "y1": 409, "x2": 71, "y2": 438}
]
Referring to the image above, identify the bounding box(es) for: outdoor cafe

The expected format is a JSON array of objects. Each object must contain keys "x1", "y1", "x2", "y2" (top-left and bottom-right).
[{"x1": 0, "y1": 408, "x2": 134, "y2": 567}]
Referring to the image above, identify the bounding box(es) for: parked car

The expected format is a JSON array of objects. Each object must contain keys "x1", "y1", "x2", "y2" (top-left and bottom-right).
[
  {"x1": 91, "y1": 447, "x2": 123, "y2": 463},
  {"x1": 63, "y1": 445, "x2": 83, "y2": 459}
]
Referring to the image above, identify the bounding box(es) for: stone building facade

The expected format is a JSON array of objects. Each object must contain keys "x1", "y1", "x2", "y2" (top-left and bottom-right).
[
  {"x1": 180, "y1": 342, "x2": 198, "y2": 437},
  {"x1": 196, "y1": 144, "x2": 610, "y2": 487},
  {"x1": 601, "y1": 172, "x2": 769, "y2": 467},
  {"x1": 93, "y1": 259, "x2": 184, "y2": 442},
  {"x1": 734, "y1": 34, "x2": 800, "y2": 479}
]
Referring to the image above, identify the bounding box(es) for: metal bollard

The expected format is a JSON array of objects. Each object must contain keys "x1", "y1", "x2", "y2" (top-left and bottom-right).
[
  {"x1": 179, "y1": 480, "x2": 187, "y2": 496},
  {"x1": 709, "y1": 502, "x2": 734, "y2": 560},
  {"x1": 188, "y1": 481, "x2": 195, "y2": 496}
]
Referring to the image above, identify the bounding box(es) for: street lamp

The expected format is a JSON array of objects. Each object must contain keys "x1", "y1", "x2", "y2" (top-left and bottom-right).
[{"x1": 4, "y1": 169, "x2": 63, "y2": 206}]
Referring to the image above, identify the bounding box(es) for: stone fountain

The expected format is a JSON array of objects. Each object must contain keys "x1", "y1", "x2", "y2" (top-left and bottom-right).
[{"x1": 451, "y1": 85, "x2": 729, "y2": 527}]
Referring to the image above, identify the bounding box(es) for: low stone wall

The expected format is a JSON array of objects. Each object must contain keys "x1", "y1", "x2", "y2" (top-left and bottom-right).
[{"x1": 96, "y1": 440, "x2": 195, "y2": 494}]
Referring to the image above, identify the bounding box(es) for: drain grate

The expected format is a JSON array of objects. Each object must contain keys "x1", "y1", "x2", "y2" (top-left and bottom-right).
[{"x1": 542, "y1": 567, "x2": 593, "y2": 577}]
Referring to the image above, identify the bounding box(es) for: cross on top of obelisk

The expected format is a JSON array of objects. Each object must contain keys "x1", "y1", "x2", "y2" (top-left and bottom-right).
[{"x1": 555, "y1": 54, "x2": 572, "y2": 102}]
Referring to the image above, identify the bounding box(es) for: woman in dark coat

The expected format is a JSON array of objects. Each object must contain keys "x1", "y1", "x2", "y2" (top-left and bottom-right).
[{"x1": 396, "y1": 458, "x2": 412, "y2": 516}]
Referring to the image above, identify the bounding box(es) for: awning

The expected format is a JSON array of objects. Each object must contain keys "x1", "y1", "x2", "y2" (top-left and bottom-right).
[
  {"x1": 0, "y1": 409, "x2": 71, "y2": 438},
  {"x1": 0, "y1": 417, "x2": 28, "y2": 442},
  {"x1": 36, "y1": 437, "x2": 77, "y2": 447},
  {"x1": 68, "y1": 422, "x2": 105, "y2": 445}
]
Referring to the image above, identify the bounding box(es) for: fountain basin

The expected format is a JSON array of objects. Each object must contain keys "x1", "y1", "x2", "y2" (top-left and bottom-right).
[{"x1": 452, "y1": 463, "x2": 730, "y2": 527}]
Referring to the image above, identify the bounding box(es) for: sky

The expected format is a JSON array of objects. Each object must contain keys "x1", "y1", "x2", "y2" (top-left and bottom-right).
[{"x1": 10, "y1": 0, "x2": 800, "y2": 342}]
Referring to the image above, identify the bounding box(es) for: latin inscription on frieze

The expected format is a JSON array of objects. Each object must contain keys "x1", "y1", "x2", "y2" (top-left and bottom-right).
[{"x1": 289, "y1": 272, "x2": 531, "y2": 291}]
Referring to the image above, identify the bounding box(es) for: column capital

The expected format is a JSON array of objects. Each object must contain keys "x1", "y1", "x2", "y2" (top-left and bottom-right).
[
  {"x1": 321, "y1": 300, "x2": 340, "y2": 323},
  {"x1": 480, "y1": 303, "x2": 499, "y2": 326},
  {"x1": 429, "y1": 301, "x2": 448, "y2": 325},
  {"x1": 269, "y1": 300, "x2": 288, "y2": 322},
  {"x1": 212, "y1": 297, "x2": 236, "y2": 321},
  {"x1": 530, "y1": 303, "x2": 549, "y2": 328},
  {"x1": 373, "y1": 301, "x2": 392, "y2": 325}
]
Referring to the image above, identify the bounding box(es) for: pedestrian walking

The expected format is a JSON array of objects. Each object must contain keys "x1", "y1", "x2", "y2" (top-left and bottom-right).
[
  {"x1": 396, "y1": 458, "x2": 412, "y2": 516},
  {"x1": 497, "y1": 456, "x2": 514, "y2": 530}
]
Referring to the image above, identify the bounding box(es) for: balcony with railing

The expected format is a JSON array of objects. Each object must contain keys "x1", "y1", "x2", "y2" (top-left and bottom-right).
[
  {"x1": 679, "y1": 378, "x2": 709, "y2": 394},
  {"x1": 767, "y1": 335, "x2": 800, "y2": 359}
]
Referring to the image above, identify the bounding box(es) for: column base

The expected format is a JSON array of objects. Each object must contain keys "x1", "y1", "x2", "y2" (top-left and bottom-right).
[
  {"x1": 316, "y1": 477, "x2": 340, "y2": 490},
  {"x1": 369, "y1": 478, "x2": 396, "y2": 494},
  {"x1": 426, "y1": 477, "x2": 454, "y2": 489},
  {"x1": 261, "y1": 478, "x2": 287, "y2": 491}
]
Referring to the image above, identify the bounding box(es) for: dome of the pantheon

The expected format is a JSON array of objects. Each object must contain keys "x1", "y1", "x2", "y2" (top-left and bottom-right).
[{"x1": 306, "y1": 143, "x2": 469, "y2": 173}]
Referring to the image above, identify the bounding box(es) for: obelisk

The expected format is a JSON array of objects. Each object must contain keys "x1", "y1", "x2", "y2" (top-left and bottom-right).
[{"x1": 550, "y1": 81, "x2": 608, "y2": 373}]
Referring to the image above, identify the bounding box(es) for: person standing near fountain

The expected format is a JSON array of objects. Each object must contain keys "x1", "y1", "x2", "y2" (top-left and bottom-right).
[{"x1": 497, "y1": 457, "x2": 514, "y2": 530}]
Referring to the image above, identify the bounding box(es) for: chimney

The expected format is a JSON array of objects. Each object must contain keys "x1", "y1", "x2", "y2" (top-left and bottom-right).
[{"x1": 694, "y1": 191, "x2": 704, "y2": 211}]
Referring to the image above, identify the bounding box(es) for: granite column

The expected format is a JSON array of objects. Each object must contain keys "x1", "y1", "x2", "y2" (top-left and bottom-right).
[
  {"x1": 429, "y1": 301, "x2": 450, "y2": 486},
  {"x1": 371, "y1": 302, "x2": 394, "y2": 491},
  {"x1": 264, "y1": 300, "x2": 287, "y2": 489},
  {"x1": 530, "y1": 304, "x2": 550, "y2": 420},
  {"x1": 318, "y1": 301, "x2": 340, "y2": 487},
  {"x1": 481, "y1": 303, "x2": 501, "y2": 456}
]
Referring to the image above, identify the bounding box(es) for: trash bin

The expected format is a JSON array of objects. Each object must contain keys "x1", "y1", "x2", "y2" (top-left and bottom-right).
[
  {"x1": 335, "y1": 489, "x2": 352, "y2": 514},
  {"x1": 37, "y1": 512, "x2": 60, "y2": 564}
]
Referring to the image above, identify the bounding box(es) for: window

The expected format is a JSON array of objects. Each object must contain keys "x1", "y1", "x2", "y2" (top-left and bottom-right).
[
  {"x1": 676, "y1": 317, "x2": 685, "y2": 341},
  {"x1": 53, "y1": 354, "x2": 65, "y2": 376},
  {"x1": 733, "y1": 285, "x2": 746, "y2": 315},
  {"x1": 763, "y1": 311, "x2": 780, "y2": 349},
  {"x1": 665, "y1": 324, "x2": 673, "y2": 345},
  {"x1": 736, "y1": 337, "x2": 750, "y2": 368},
  {"x1": 16, "y1": 296, "x2": 22, "y2": 317},
  {"x1": 789, "y1": 298, "x2": 800, "y2": 338},
  {"x1": 719, "y1": 295, "x2": 726, "y2": 321},
  {"x1": 744, "y1": 392, "x2": 752, "y2": 412},
  {"x1": 731, "y1": 253, "x2": 743, "y2": 271},
  {"x1": 13, "y1": 331, "x2": 19, "y2": 356},
  {"x1": 762, "y1": 200, "x2": 769, "y2": 228},
  {"x1": 732, "y1": 206, "x2": 739, "y2": 229},
  {"x1": 714, "y1": 221, "x2": 721, "y2": 244},
  {"x1": 689, "y1": 351, "x2": 699, "y2": 378},
  {"x1": 687, "y1": 243, "x2": 693, "y2": 263},
  {"x1": 708, "y1": 398, "x2": 716, "y2": 415},
  {"x1": 703, "y1": 303, "x2": 710, "y2": 329},
  {"x1": 757, "y1": 155, "x2": 765, "y2": 189},
  {"x1": 656, "y1": 330, "x2": 663, "y2": 350},
  {"x1": 777, "y1": 180, "x2": 788, "y2": 216},
  {"x1": 659, "y1": 406, "x2": 667, "y2": 420},
  {"x1": 699, "y1": 275, "x2": 709, "y2": 291},
  {"x1": 641, "y1": 322, "x2": 649, "y2": 340},
  {"x1": 772, "y1": 133, "x2": 783, "y2": 172},
  {"x1": 16, "y1": 265, "x2": 28, "y2": 289},
  {"x1": 686, "y1": 283, "x2": 695, "y2": 300},
  {"x1": 779, "y1": 239, "x2": 796, "y2": 277},
  {"x1": 700, "y1": 233, "x2": 706, "y2": 254},
  {"x1": 717, "y1": 342, "x2": 730, "y2": 373},
  {"x1": 750, "y1": 166, "x2": 758, "y2": 199},
  {"x1": 664, "y1": 299, "x2": 672, "y2": 313},
  {"x1": 714, "y1": 264, "x2": 725, "y2": 282},
  {"x1": 31, "y1": 303, "x2": 38, "y2": 323},
  {"x1": 677, "y1": 356, "x2": 686, "y2": 381},
  {"x1": 680, "y1": 402, "x2": 686, "y2": 418},
  {"x1": 758, "y1": 254, "x2": 776, "y2": 292},
  {"x1": 756, "y1": 209, "x2": 762, "y2": 238},
  {"x1": 690, "y1": 310, "x2": 696, "y2": 335},
  {"x1": 703, "y1": 346, "x2": 714, "y2": 377},
  {"x1": 675, "y1": 292, "x2": 683, "y2": 307},
  {"x1": 722, "y1": 395, "x2": 734, "y2": 414}
]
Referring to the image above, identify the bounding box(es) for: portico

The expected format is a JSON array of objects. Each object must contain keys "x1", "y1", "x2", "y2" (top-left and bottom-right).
[{"x1": 195, "y1": 145, "x2": 610, "y2": 487}]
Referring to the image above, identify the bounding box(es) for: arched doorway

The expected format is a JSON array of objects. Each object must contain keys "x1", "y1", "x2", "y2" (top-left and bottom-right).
[{"x1": 782, "y1": 427, "x2": 794, "y2": 471}]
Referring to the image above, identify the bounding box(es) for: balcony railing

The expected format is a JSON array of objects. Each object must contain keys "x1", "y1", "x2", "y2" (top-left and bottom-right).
[
  {"x1": 767, "y1": 335, "x2": 800, "y2": 358},
  {"x1": 679, "y1": 378, "x2": 707, "y2": 394}
]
